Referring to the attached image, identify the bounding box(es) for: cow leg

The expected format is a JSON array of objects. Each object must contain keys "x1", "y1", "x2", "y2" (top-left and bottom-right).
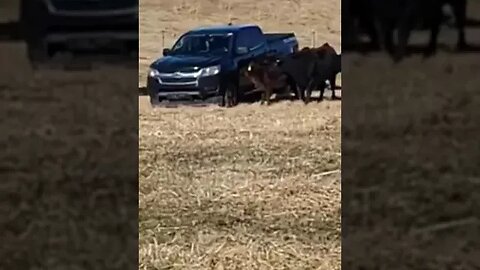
[
  {"x1": 265, "y1": 86, "x2": 273, "y2": 105},
  {"x1": 374, "y1": 19, "x2": 386, "y2": 52},
  {"x1": 297, "y1": 88, "x2": 304, "y2": 102},
  {"x1": 287, "y1": 76, "x2": 302, "y2": 101},
  {"x1": 330, "y1": 75, "x2": 339, "y2": 100},
  {"x1": 385, "y1": 26, "x2": 395, "y2": 57},
  {"x1": 260, "y1": 91, "x2": 265, "y2": 105},
  {"x1": 425, "y1": 6, "x2": 442, "y2": 57},
  {"x1": 425, "y1": 23, "x2": 440, "y2": 57},
  {"x1": 304, "y1": 80, "x2": 315, "y2": 104},
  {"x1": 376, "y1": 19, "x2": 395, "y2": 56},
  {"x1": 452, "y1": 0, "x2": 467, "y2": 50},
  {"x1": 292, "y1": 81, "x2": 305, "y2": 102},
  {"x1": 395, "y1": 15, "x2": 413, "y2": 62},
  {"x1": 364, "y1": 18, "x2": 380, "y2": 50},
  {"x1": 317, "y1": 80, "x2": 327, "y2": 102},
  {"x1": 258, "y1": 83, "x2": 266, "y2": 105}
]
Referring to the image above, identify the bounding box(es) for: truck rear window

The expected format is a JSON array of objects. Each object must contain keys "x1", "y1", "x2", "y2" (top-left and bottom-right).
[{"x1": 235, "y1": 27, "x2": 265, "y2": 50}]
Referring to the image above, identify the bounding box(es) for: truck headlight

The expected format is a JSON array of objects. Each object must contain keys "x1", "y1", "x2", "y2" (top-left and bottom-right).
[
  {"x1": 148, "y1": 68, "x2": 160, "y2": 77},
  {"x1": 200, "y1": 65, "x2": 220, "y2": 77}
]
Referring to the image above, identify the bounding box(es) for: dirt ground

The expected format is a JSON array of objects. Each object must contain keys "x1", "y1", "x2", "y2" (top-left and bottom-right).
[{"x1": 138, "y1": 0, "x2": 341, "y2": 269}]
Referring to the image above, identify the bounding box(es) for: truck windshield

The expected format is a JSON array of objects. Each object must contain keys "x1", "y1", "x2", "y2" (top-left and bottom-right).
[{"x1": 170, "y1": 34, "x2": 232, "y2": 55}]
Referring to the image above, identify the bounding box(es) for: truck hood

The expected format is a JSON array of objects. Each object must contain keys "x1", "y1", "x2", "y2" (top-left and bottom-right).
[{"x1": 150, "y1": 55, "x2": 224, "y2": 73}]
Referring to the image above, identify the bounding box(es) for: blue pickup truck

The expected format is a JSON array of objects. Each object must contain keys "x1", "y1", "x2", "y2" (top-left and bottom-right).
[{"x1": 146, "y1": 24, "x2": 299, "y2": 107}]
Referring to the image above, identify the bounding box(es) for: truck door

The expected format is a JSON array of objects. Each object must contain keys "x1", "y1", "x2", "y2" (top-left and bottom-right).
[{"x1": 235, "y1": 27, "x2": 267, "y2": 91}]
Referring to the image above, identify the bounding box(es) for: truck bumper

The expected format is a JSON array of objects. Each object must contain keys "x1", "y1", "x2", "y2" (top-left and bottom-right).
[{"x1": 147, "y1": 74, "x2": 221, "y2": 105}]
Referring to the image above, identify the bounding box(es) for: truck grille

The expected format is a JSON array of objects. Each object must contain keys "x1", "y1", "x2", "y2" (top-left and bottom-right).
[
  {"x1": 49, "y1": 0, "x2": 136, "y2": 12},
  {"x1": 161, "y1": 77, "x2": 197, "y2": 84}
]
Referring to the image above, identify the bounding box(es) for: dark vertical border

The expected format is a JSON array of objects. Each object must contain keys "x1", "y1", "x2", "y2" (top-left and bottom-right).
[
  {"x1": 0, "y1": 1, "x2": 138, "y2": 268},
  {"x1": 342, "y1": 0, "x2": 480, "y2": 269}
]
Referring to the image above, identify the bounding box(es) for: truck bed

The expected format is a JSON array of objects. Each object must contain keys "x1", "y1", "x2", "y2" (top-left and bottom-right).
[
  {"x1": 264, "y1": 33, "x2": 296, "y2": 42},
  {"x1": 264, "y1": 33, "x2": 298, "y2": 55}
]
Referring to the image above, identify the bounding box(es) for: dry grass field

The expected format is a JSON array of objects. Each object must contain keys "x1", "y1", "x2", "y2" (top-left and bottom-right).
[
  {"x1": 139, "y1": 100, "x2": 341, "y2": 269},
  {"x1": 139, "y1": 0, "x2": 341, "y2": 269},
  {"x1": 342, "y1": 52, "x2": 480, "y2": 270},
  {"x1": 342, "y1": 2, "x2": 480, "y2": 267}
]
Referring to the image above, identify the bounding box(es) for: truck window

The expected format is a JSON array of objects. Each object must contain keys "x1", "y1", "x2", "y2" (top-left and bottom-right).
[
  {"x1": 249, "y1": 27, "x2": 265, "y2": 49},
  {"x1": 171, "y1": 33, "x2": 232, "y2": 55},
  {"x1": 235, "y1": 27, "x2": 265, "y2": 51},
  {"x1": 235, "y1": 30, "x2": 249, "y2": 50}
]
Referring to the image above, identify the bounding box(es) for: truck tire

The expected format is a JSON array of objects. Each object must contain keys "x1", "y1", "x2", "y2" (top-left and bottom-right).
[{"x1": 220, "y1": 82, "x2": 239, "y2": 108}]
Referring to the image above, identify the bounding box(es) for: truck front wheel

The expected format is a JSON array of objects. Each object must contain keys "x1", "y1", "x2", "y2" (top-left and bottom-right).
[{"x1": 220, "y1": 82, "x2": 239, "y2": 108}]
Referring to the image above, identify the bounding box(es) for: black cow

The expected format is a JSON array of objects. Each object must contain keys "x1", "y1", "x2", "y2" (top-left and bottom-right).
[
  {"x1": 310, "y1": 43, "x2": 341, "y2": 100},
  {"x1": 368, "y1": 0, "x2": 443, "y2": 61},
  {"x1": 278, "y1": 47, "x2": 340, "y2": 104},
  {"x1": 279, "y1": 50, "x2": 319, "y2": 104},
  {"x1": 442, "y1": 0, "x2": 467, "y2": 50},
  {"x1": 244, "y1": 56, "x2": 299, "y2": 105},
  {"x1": 418, "y1": 0, "x2": 468, "y2": 50},
  {"x1": 344, "y1": 0, "x2": 467, "y2": 61}
]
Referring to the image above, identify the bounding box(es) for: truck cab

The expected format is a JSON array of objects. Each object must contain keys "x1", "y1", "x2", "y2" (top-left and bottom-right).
[{"x1": 147, "y1": 24, "x2": 298, "y2": 107}]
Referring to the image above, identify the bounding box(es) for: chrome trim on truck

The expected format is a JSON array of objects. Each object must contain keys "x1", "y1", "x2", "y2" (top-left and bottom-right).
[
  {"x1": 157, "y1": 91, "x2": 200, "y2": 96},
  {"x1": 158, "y1": 70, "x2": 202, "y2": 78}
]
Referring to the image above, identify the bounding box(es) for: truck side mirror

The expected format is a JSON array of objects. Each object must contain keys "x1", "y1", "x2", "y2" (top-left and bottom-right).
[
  {"x1": 162, "y1": 48, "x2": 171, "y2": 56},
  {"x1": 236, "y1": 47, "x2": 249, "y2": 55}
]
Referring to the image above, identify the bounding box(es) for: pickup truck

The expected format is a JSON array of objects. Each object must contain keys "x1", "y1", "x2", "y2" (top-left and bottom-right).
[
  {"x1": 146, "y1": 24, "x2": 299, "y2": 107},
  {"x1": 12, "y1": 0, "x2": 138, "y2": 67}
]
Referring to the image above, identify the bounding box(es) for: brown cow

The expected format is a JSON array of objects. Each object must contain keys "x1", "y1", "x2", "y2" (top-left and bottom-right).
[{"x1": 244, "y1": 56, "x2": 299, "y2": 105}]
